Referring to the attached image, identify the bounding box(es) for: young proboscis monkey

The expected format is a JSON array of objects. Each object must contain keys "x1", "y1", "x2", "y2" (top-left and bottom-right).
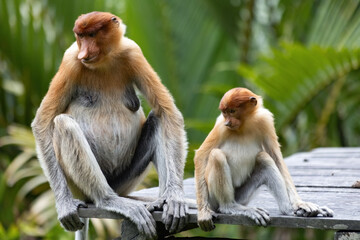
[
  {"x1": 31, "y1": 12, "x2": 188, "y2": 239},
  {"x1": 194, "y1": 88, "x2": 333, "y2": 231}
]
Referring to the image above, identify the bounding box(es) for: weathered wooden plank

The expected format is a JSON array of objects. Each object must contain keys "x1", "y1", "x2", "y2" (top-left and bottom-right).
[
  {"x1": 291, "y1": 176, "x2": 359, "y2": 188},
  {"x1": 334, "y1": 231, "x2": 360, "y2": 240},
  {"x1": 131, "y1": 178, "x2": 360, "y2": 197},
  {"x1": 77, "y1": 147, "x2": 360, "y2": 237},
  {"x1": 312, "y1": 147, "x2": 360, "y2": 153},
  {"x1": 288, "y1": 169, "x2": 359, "y2": 177},
  {"x1": 130, "y1": 180, "x2": 360, "y2": 217},
  {"x1": 285, "y1": 157, "x2": 360, "y2": 169},
  {"x1": 79, "y1": 197, "x2": 360, "y2": 231}
]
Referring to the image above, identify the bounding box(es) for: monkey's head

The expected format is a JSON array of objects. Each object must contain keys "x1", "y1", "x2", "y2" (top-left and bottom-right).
[
  {"x1": 73, "y1": 11, "x2": 126, "y2": 68},
  {"x1": 219, "y1": 88, "x2": 261, "y2": 130}
]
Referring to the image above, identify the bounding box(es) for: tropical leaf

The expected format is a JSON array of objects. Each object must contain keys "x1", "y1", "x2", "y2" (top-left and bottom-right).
[{"x1": 241, "y1": 43, "x2": 360, "y2": 129}]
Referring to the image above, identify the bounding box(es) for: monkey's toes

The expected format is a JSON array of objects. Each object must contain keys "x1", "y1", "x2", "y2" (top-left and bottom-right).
[
  {"x1": 246, "y1": 208, "x2": 270, "y2": 227},
  {"x1": 319, "y1": 206, "x2": 334, "y2": 217},
  {"x1": 59, "y1": 212, "x2": 84, "y2": 231},
  {"x1": 198, "y1": 219, "x2": 215, "y2": 232}
]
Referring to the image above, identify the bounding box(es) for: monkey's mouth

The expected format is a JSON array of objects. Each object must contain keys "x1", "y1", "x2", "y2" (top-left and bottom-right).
[
  {"x1": 81, "y1": 56, "x2": 98, "y2": 64},
  {"x1": 225, "y1": 124, "x2": 240, "y2": 131}
]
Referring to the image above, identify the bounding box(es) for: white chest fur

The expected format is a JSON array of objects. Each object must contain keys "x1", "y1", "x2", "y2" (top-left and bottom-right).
[{"x1": 220, "y1": 134, "x2": 262, "y2": 187}]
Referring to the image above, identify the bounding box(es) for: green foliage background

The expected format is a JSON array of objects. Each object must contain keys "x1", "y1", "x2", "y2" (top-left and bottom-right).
[{"x1": 0, "y1": 0, "x2": 359, "y2": 239}]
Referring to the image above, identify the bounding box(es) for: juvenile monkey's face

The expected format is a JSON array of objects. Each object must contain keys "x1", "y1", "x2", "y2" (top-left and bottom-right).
[
  {"x1": 221, "y1": 108, "x2": 242, "y2": 130},
  {"x1": 219, "y1": 88, "x2": 258, "y2": 130},
  {"x1": 73, "y1": 12, "x2": 123, "y2": 68}
]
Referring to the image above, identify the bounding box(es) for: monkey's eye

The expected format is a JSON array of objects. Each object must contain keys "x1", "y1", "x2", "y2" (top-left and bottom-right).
[
  {"x1": 229, "y1": 109, "x2": 235, "y2": 114},
  {"x1": 77, "y1": 33, "x2": 84, "y2": 39},
  {"x1": 88, "y1": 32, "x2": 96, "y2": 37}
]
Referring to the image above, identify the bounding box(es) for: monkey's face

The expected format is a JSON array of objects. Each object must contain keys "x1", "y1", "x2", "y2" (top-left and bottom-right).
[
  {"x1": 221, "y1": 108, "x2": 244, "y2": 130},
  {"x1": 76, "y1": 34, "x2": 101, "y2": 65},
  {"x1": 220, "y1": 88, "x2": 259, "y2": 130},
  {"x1": 73, "y1": 12, "x2": 123, "y2": 68}
]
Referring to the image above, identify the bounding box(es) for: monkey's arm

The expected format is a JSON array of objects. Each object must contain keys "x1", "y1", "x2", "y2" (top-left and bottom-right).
[
  {"x1": 130, "y1": 46, "x2": 188, "y2": 233},
  {"x1": 262, "y1": 119, "x2": 333, "y2": 217},
  {"x1": 194, "y1": 124, "x2": 222, "y2": 231},
  {"x1": 261, "y1": 124, "x2": 300, "y2": 207},
  {"x1": 31, "y1": 62, "x2": 87, "y2": 231}
]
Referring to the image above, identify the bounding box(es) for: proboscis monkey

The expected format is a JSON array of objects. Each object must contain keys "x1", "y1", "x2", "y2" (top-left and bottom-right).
[
  {"x1": 194, "y1": 87, "x2": 333, "y2": 231},
  {"x1": 32, "y1": 11, "x2": 188, "y2": 239}
]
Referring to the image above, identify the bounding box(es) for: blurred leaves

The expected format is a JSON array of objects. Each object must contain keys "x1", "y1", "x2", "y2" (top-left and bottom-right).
[
  {"x1": 239, "y1": 0, "x2": 360, "y2": 151},
  {"x1": 240, "y1": 44, "x2": 360, "y2": 128}
]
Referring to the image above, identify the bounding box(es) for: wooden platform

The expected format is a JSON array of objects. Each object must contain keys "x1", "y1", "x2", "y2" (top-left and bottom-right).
[{"x1": 78, "y1": 147, "x2": 360, "y2": 239}]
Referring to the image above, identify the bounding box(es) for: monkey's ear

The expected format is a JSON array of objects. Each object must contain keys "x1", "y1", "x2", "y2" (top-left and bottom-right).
[{"x1": 249, "y1": 96, "x2": 257, "y2": 106}]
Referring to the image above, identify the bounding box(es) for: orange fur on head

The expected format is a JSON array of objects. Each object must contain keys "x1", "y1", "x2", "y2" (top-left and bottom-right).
[
  {"x1": 218, "y1": 88, "x2": 261, "y2": 130},
  {"x1": 72, "y1": 11, "x2": 124, "y2": 67},
  {"x1": 219, "y1": 88, "x2": 259, "y2": 111},
  {"x1": 73, "y1": 11, "x2": 118, "y2": 35}
]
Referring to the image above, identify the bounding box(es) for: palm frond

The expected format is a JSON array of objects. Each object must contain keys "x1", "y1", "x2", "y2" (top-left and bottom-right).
[{"x1": 241, "y1": 43, "x2": 360, "y2": 129}]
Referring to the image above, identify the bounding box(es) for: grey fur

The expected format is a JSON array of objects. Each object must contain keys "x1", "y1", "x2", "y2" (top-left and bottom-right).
[{"x1": 32, "y1": 81, "x2": 188, "y2": 239}]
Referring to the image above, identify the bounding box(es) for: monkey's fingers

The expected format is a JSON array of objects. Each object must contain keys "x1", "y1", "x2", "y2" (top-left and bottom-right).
[
  {"x1": 70, "y1": 214, "x2": 85, "y2": 230},
  {"x1": 198, "y1": 218, "x2": 215, "y2": 232},
  {"x1": 130, "y1": 211, "x2": 156, "y2": 239},
  {"x1": 319, "y1": 206, "x2": 334, "y2": 217},
  {"x1": 168, "y1": 201, "x2": 180, "y2": 233},
  {"x1": 255, "y1": 207, "x2": 269, "y2": 216},
  {"x1": 295, "y1": 208, "x2": 306, "y2": 217},
  {"x1": 162, "y1": 202, "x2": 175, "y2": 232},
  {"x1": 197, "y1": 209, "x2": 215, "y2": 232},
  {"x1": 147, "y1": 198, "x2": 165, "y2": 212},
  {"x1": 295, "y1": 201, "x2": 321, "y2": 217},
  {"x1": 59, "y1": 212, "x2": 84, "y2": 231},
  {"x1": 138, "y1": 208, "x2": 157, "y2": 239},
  {"x1": 247, "y1": 208, "x2": 270, "y2": 227},
  {"x1": 177, "y1": 203, "x2": 189, "y2": 232}
]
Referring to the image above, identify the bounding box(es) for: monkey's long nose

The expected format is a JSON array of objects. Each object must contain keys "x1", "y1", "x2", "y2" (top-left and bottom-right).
[{"x1": 78, "y1": 49, "x2": 89, "y2": 60}]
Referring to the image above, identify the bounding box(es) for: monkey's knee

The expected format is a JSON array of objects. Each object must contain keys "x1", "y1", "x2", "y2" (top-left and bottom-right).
[
  {"x1": 208, "y1": 148, "x2": 227, "y2": 166},
  {"x1": 255, "y1": 151, "x2": 276, "y2": 168},
  {"x1": 206, "y1": 149, "x2": 234, "y2": 206},
  {"x1": 207, "y1": 148, "x2": 229, "y2": 178},
  {"x1": 54, "y1": 114, "x2": 79, "y2": 133}
]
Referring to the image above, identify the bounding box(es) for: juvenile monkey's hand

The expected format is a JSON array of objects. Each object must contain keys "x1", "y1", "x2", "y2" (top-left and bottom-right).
[
  {"x1": 56, "y1": 198, "x2": 87, "y2": 231},
  {"x1": 147, "y1": 191, "x2": 189, "y2": 233},
  {"x1": 197, "y1": 208, "x2": 216, "y2": 232},
  {"x1": 293, "y1": 200, "x2": 334, "y2": 217}
]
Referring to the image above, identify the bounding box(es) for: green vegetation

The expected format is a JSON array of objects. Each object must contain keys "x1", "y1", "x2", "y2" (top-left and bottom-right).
[{"x1": 1, "y1": 0, "x2": 359, "y2": 239}]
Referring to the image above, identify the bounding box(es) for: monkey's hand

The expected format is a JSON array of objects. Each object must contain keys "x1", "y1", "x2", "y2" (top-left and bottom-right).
[
  {"x1": 56, "y1": 198, "x2": 87, "y2": 231},
  {"x1": 98, "y1": 196, "x2": 157, "y2": 239},
  {"x1": 147, "y1": 191, "x2": 189, "y2": 234},
  {"x1": 197, "y1": 207, "x2": 216, "y2": 232},
  {"x1": 218, "y1": 204, "x2": 270, "y2": 227},
  {"x1": 293, "y1": 200, "x2": 334, "y2": 217}
]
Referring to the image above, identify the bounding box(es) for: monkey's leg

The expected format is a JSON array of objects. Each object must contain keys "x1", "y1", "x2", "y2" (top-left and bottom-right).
[
  {"x1": 53, "y1": 114, "x2": 157, "y2": 239},
  {"x1": 205, "y1": 149, "x2": 270, "y2": 227},
  {"x1": 107, "y1": 111, "x2": 158, "y2": 192},
  {"x1": 146, "y1": 115, "x2": 189, "y2": 234},
  {"x1": 235, "y1": 151, "x2": 293, "y2": 215}
]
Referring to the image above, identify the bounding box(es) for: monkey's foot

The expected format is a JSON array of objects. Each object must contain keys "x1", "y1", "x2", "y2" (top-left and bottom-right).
[
  {"x1": 147, "y1": 191, "x2": 189, "y2": 233},
  {"x1": 98, "y1": 196, "x2": 157, "y2": 239},
  {"x1": 121, "y1": 219, "x2": 147, "y2": 240},
  {"x1": 294, "y1": 201, "x2": 334, "y2": 217},
  {"x1": 218, "y1": 203, "x2": 270, "y2": 227},
  {"x1": 57, "y1": 198, "x2": 87, "y2": 231},
  {"x1": 197, "y1": 208, "x2": 216, "y2": 232}
]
